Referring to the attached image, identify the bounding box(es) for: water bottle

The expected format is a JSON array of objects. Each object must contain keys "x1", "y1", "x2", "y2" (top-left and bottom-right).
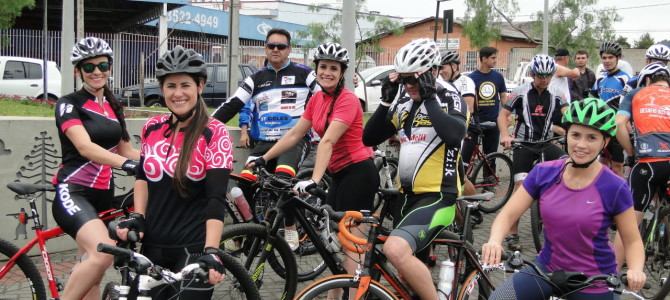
[
  {"x1": 437, "y1": 259, "x2": 455, "y2": 299},
  {"x1": 230, "y1": 187, "x2": 253, "y2": 222}
]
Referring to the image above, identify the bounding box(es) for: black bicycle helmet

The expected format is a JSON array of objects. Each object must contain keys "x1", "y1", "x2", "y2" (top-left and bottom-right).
[
  {"x1": 440, "y1": 50, "x2": 460, "y2": 65},
  {"x1": 155, "y1": 45, "x2": 207, "y2": 81},
  {"x1": 70, "y1": 37, "x2": 114, "y2": 65},
  {"x1": 599, "y1": 41, "x2": 622, "y2": 57},
  {"x1": 313, "y1": 42, "x2": 350, "y2": 67}
]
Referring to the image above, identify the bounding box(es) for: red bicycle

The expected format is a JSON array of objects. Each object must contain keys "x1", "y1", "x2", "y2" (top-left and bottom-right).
[{"x1": 0, "y1": 182, "x2": 133, "y2": 300}]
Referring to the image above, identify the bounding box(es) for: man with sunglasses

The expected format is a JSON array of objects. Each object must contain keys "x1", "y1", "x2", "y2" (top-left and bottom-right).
[
  {"x1": 497, "y1": 54, "x2": 568, "y2": 251},
  {"x1": 212, "y1": 28, "x2": 319, "y2": 249},
  {"x1": 364, "y1": 39, "x2": 467, "y2": 299}
]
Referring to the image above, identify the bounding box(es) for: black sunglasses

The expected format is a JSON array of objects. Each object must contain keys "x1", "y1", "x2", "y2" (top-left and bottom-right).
[
  {"x1": 81, "y1": 61, "x2": 110, "y2": 73},
  {"x1": 399, "y1": 75, "x2": 418, "y2": 85},
  {"x1": 266, "y1": 43, "x2": 289, "y2": 50}
]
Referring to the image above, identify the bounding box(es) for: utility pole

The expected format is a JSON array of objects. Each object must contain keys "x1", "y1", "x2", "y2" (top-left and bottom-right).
[
  {"x1": 159, "y1": 2, "x2": 168, "y2": 58},
  {"x1": 76, "y1": 0, "x2": 84, "y2": 40},
  {"x1": 227, "y1": 0, "x2": 241, "y2": 99},
  {"x1": 341, "y1": 0, "x2": 356, "y2": 90},
  {"x1": 542, "y1": 0, "x2": 549, "y2": 54},
  {"x1": 43, "y1": 0, "x2": 48, "y2": 104},
  {"x1": 61, "y1": 0, "x2": 75, "y2": 95}
]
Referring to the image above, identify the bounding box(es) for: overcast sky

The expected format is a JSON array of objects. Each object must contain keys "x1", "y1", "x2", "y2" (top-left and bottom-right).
[{"x1": 293, "y1": 0, "x2": 670, "y2": 43}]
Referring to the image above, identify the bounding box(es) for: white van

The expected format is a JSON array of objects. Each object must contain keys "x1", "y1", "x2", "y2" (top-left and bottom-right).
[{"x1": 0, "y1": 56, "x2": 62, "y2": 101}]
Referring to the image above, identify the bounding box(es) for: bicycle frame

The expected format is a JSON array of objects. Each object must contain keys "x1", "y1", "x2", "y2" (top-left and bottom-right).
[{"x1": 0, "y1": 191, "x2": 131, "y2": 298}]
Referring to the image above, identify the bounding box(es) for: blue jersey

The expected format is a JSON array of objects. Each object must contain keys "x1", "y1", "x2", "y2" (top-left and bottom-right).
[
  {"x1": 238, "y1": 100, "x2": 259, "y2": 140},
  {"x1": 592, "y1": 69, "x2": 630, "y2": 106},
  {"x1": 469, "y1": 70, "x2": 507, "y2": 122}
]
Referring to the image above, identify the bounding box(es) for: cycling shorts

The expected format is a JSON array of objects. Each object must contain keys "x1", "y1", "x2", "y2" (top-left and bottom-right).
[
  {"x1": 326, "y1": 158, "x2": 378, "y2": 212},
  {"x1": 629, "y1": 161, "x2": 670, "y2": 211},
  {"x1": 512, "y1": 143, "x2": 564, "y2": 182},
  {"x1": 52, "y1": 183, "x2": 113, "y2": 238},
  {"x1": 389, "y1": 192, "x2": 456, "y2": 253},
  {"x1": 605, "y1": 138, "x2": 624, "y2": 163}
]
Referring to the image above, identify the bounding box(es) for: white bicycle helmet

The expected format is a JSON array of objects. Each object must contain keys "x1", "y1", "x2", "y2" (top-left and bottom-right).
[
  {"x1": 646, "y1": 44, "x2": 670, "y2": 61},
  {"x1": 530, "y1": 54, "x2": 557, "y2": 75},
  {"x1": 394, "y1": 38, "x2": 440, "y2": 74},
  {"x1": 70, "y1": 37, "x2": 114, "y2": 65},
  {"x1": 637, "y1": 62, "x2": 670, "y2": 88},
  {"x1": 313, "y1": 42, "x2": 350, "y2": 66}
]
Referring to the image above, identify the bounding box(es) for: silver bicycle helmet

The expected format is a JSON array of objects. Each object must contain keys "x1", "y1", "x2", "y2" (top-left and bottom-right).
[
  {"x1": 314, "y1": 42, "x2": 350, "y2": 66},
  {"x1": 637, "y1": 62, "x2": 670, "y2": 88},
  {"x1": 155, "y1": 45, "x2": 207, "y2": 80},
  {"x1": 599, "y1": 41, "x2": 622, "y2": 57},
  {"x1": 70, "y1": 37, "x2": 114, "y2": 65},
  {"x1": 530, "y1": 54, "x2": 557, "y2": 75},
  {"x1": 440, "y1": 50, "x2": 460, "y2": 65},
  {"x1": 646, "y1": 44, "x2": 670, "y2": 61},
  {"x1": 394, "y1": 38, "x2": 440, "y2": 74}
]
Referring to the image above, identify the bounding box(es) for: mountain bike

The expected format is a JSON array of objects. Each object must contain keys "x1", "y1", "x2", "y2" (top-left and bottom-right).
[{"x1": 637, "y1": 187, "x2": 670, "y2": 299}]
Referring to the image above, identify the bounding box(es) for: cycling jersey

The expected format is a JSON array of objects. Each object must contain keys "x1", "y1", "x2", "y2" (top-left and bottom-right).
[
  {"x1": 524, "y1": 159, "x2": 633, "y2": 294},
  {"x1": 53, "y1": 89, "x2": 122, "y2": 189},
  {"x1": 137, "y1": 115, "x2": 233, "y2": 247},
  {"x1": 619, "y1": 85, "x2": 670, "y2": 162},
  {"x1": 592, "y1": 69, "x2": 630, "y2": 106},
  {"x1": 238, "y1": 100, "x2": 259, "y2": 141},
  {"x1": 449, "y1": 73, "x2": 476, "y2": 99},
  {"x1": 504, "y1": 82, "x2": 567, "y2": 141},
  {"x1": 212, "y1": 61, "x2": 319, "y2": 142}
]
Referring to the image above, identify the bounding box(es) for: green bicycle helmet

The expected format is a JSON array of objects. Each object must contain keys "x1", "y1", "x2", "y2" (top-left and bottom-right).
[{"x1": 562, "y1": 97, "x2": 617, "y2": 137}]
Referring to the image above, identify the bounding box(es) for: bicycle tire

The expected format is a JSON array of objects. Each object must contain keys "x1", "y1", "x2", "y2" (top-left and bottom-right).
[
  {"x1": 219, "y1": 223, "x2": 297, "y2": 300},
  {"x1": 456, "y1": 269, "x2": 493, "y2": 300},
  {"x1": 294, "y1": 274, "x2": 398, "y2": 300},
  {"x1": 101, "y1": 281, "x2": 119, "y2": 300},
  {"x1": 469, "y1": 153, "x2": 513, "y2": 214},
  {"x1": 0, "y1": 238, "x2": 47, "y2": 300},
  {"x1": 530, "y1": 200, "x2": 544, "y2": 253},
  {"x1": 213, "y1": 251, "x2": 262, "y2": 299}
]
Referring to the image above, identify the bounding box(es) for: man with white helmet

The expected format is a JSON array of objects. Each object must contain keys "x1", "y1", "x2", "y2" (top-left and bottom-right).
[
  {"x1": 498, "y1": 54, "x2": 568, "y2": 251},
  {"x1": 625, "y1": 43, "x2": 670, "y2": 91},
  {"x1": 363, "y1": 38, "x2": 467, "y2": 299}
]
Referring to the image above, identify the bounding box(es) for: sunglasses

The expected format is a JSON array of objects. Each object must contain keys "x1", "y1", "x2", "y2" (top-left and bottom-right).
[
  {"x1": 81, "y1": 62, "x2": 110, "y2": 73},
  {"x1": 399, "y1": 75, "x2": 418, "y2": 85},
  {"x1": 266, "y1": 43, "x2": 289, "y2": 50}
]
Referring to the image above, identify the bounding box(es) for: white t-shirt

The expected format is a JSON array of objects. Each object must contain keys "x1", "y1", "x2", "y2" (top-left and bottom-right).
[
  {"x1": 449, "y1": 74, "x2": 476, "y2": 98},
  {"x1": 549, "y1": 75, "x2": 571, "y2": 103}
]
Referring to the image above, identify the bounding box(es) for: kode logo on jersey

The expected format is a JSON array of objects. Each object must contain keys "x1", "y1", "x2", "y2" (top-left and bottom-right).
[{"x1": 259, "y1": 112, "x2": 292, "y2": 128}]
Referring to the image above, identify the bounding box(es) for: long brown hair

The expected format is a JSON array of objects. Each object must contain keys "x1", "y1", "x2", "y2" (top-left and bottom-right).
[{"x1": 160, "y1": 74, "x2": 210, "y2": 197}]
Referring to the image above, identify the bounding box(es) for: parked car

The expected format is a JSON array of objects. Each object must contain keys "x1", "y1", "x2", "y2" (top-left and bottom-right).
[
  {"x1": 355, "y1": 65, "x2": 395, "y2": 112},
  {"x1": 118, "y1": 63, "x2": 258, "y2": 107},
  {"x1": 0, "y1": 56, "x2": 62, "y2": 101}
]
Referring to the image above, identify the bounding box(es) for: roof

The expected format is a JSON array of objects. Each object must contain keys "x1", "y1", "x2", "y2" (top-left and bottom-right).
[
  {"x1": 357, "y1": 16, "x2": 541, "y2": 44},
  {"x1": 13, "y1": 0, "x2": 187, "y2": 32}
]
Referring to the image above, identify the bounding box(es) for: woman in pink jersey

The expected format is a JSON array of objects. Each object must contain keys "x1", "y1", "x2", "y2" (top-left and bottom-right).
[{"x1": 248, "y1": 42, "x2": 378, "y2": 275}]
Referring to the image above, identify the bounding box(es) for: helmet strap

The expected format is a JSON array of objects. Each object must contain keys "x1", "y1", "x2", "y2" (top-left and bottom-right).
[
  {"x1": 169, "y1": 98, "x2": 199, "y2": 123},
  {"x1": 565, "y1": 138, "x2": 606, "y2": 169}
]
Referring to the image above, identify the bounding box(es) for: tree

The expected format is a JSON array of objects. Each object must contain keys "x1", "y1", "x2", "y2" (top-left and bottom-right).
[
  {"x1": 0, "y1": 0, "x2": 34, "y2": 29},
  {"x1": 615, "y1": 35, "x2": 631, "y2": 49},
  {"x1": 634, "y1": 33, "x2": 655, "y2": 49},
  {"x1": 531, "y1": 0, "x2": 620, "y2": 59},
  {"x1": 461, "y1": 0, "x2": 519, "y2": 49}
]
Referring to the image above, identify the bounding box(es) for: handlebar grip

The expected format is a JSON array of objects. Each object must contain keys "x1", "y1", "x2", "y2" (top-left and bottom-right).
[
  {"x1": 338, "y1": 231, "x2": 366, "y2": 253},
  {"x1": 128, "y1": 230, "x2": 139, "y2": 243},
  {"x1": 308, "y1": 186, "x2": 327, "y2": 200},
  {"x1": 97, "y1": 243, "x2": 133, "y2": 259},
  {"x1": 620, "y1": 274, "x2": 652, "y2": 289},
  {"x1": 337, "y1": 211, "x2": 367, "y2": 246}
]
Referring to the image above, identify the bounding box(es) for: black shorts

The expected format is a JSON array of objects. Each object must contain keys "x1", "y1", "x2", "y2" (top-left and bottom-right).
[
  {"x1": 512, "y1": 143, "x2": 565, "y2": 182},
  {"x1": 326, "y1": 158, "x2": 378, "y2": 212},
  {"x1": 52, "y1": 183, "x2": 113, "y2": 238},
  {"x1": 389, "y1": 192, "x2": 456, "y2": 253},
  {"x1": 605, "y1": 138, "x2": 624, "y2": 163},
  {"x1": 629, "y1": 161, "x2": 670, "y2": 211}
]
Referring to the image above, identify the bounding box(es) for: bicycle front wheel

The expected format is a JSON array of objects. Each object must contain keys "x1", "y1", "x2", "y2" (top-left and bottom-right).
[
  {"x1": 219, "y1": 223, "x2": 297, "y2": 300},
  {"x1": 295, "y1": 274, "x2": 398, "y2": 300},
  {"x1": 469, "y1": 153, "x2": 513, "y2": 213},
  {"x1": 213, "y1": 251, "x2": 262, "y2": 299},
  {"x1": 457, "y1": 269, "x2": 494, "y2": 300},
  {"x1": 0, "y1": 238, "x2": 47, "y2": 300}
]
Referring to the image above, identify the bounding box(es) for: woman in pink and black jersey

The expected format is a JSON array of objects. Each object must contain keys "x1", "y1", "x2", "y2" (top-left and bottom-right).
[{"x1": 52, "y1": 37, "x2": 139, "y2": 300}]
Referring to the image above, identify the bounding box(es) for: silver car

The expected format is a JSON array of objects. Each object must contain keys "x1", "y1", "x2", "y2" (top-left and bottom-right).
[{"x1": 355, "y1": 65, "x2": 395, "y2": 112}]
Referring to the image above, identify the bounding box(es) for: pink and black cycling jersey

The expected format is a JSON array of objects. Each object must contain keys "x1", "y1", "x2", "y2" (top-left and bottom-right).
[
  {"x1": 303, "y1": 89, "x2": 373, "y2": 173},
  {"x1": 524, "y1": 159, "x2": 633, "y2": 294},
  {"x1": 53, "y1": 89, "x2": 122, "y2": 189},
  {"x1": 136, "y1": 115, "x2": 234, "y2": 247}
]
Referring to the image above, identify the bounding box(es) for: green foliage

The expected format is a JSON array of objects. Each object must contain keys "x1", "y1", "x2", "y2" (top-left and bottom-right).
[
  {"x1": 531, "y1": 0, "x2": 620, "y2": 59},
  {"x1": 461, "y1": 0, "x2": 519, "y2": 49},
  {"x1": 0, "y1": 0, "x2": 34, "y2": 29},
  {"x1": 634, "y1": 33, "x2": 655, "y2": 49},
  {"x1": 615, "y1": 35, "x2": 631, "y2": 49}
]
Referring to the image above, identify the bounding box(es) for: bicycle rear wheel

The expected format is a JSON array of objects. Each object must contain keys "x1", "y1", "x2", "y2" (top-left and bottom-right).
[
  {"x1": 219, "y1": 223, "x2": 297, "y2": 300},
  {"x1": 530, "y1": 200, "x2": 544, "y2": 253},
  {"x1": 0, "y1": 238, "x2": 46, "y2": 300},
  {"x1": 469, "y1": 153, "x2": 513, "y2": 213},
  {"x1": 457, "y1": 269, "x2": 493, "y2": 300},
  {"x1": 640, "y1": 206, "x2": 670, "y2": 300},
  {"x1": 294, "y1": 274, "x2": 398, "y2": 300}
]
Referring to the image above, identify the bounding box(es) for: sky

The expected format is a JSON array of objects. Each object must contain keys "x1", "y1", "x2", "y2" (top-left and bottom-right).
[{"x1": 291, "y1": 0, "x2": 670, "y2": 43}]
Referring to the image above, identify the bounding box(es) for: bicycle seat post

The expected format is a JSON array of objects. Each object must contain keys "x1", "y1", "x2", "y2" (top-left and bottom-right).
[{"x1": 27, "y1": 193, "x2": 43, "y2": 230}]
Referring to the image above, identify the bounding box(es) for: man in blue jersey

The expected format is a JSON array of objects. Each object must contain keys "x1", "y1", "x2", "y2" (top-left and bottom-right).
[{"x1": 592, "y1": 41, "x2": 630, "y2": 177}]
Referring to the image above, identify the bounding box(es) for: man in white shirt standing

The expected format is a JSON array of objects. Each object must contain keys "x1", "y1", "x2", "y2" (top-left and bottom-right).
[{"x1": 549, "y1": 48, "x2": 580, "y2": 103}]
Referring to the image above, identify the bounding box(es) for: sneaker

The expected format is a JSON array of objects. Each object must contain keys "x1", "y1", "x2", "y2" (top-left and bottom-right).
[
  {"x1": 285, "y1": 228, "x2": 300, "y2": 251},
  {"x1": 505, "y1": 234, "x2": 522, "y2": 251}
]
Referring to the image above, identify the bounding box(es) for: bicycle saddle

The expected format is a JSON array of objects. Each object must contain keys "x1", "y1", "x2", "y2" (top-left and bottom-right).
[
  {"x1": 7, "y1": 182, "x2": 55, "y2": 195},
  {"x1": 457, "y1": 192, "x2": 494, "y2": 202}
]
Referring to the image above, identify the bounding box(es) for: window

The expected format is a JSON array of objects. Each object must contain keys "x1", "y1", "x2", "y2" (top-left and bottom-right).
[
  {"x1": 242, "y1": 66, "x2": 254, "y2": 78},
  {"x1": 465, "y1": 51, "x2": 478, "y2": 72},
  {"x1": 3, "y1": 61, "x2": 26, "y2": 79},
  {"x1": 25, "y1": 63, "x2": 42, "y2": 79},
  {"x1": 216, "y1": 67, "x2": 228, "y2": 82},
  {"x1": 206, "y1": 66, "x2": 214, "y2": 82}
]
